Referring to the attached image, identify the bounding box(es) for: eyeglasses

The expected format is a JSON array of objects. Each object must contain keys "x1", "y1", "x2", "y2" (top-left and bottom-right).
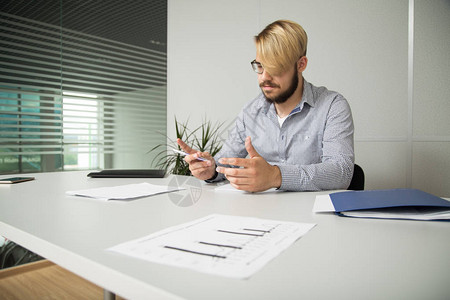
[
  {"x1": 250, "y1": 59, "x2": 264, "y2": 74},
  {"x1": 251, "y1": 57, "x2": 305, "y2": 75}
]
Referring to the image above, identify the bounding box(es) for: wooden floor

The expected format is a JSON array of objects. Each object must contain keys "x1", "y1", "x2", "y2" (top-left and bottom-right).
[{"x1": 0, "y1": 260, "x2": 125, "y2": 299}]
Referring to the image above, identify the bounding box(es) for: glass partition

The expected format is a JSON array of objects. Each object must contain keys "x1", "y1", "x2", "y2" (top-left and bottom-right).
[{"x1": 0, "y1": 0, "x2": 167, "y2": 173}]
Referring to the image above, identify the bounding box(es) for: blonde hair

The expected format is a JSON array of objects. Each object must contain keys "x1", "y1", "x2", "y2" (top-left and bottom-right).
[{"x1": 254, "y1": 20, "x2": 308, "y2": 75}]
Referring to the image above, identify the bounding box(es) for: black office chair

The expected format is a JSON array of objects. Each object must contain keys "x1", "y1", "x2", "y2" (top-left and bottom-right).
[{"x1": 347, "y1": 164, "x2": 365, "y2": 190}]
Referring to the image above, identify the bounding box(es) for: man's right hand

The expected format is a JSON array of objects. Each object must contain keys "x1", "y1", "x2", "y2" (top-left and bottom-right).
[{"x1": 176, "y1": 139, "x2": 216, "y2": 180}]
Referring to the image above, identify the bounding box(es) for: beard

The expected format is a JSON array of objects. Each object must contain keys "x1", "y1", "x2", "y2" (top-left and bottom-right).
[{"x1": 261, "y1": 71, "x2": 299, "y2": 104}]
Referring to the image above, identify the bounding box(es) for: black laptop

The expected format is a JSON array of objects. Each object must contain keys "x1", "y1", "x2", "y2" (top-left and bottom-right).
[{"x1": 87, "y1": 169, "x2": 166, "y2": 178}]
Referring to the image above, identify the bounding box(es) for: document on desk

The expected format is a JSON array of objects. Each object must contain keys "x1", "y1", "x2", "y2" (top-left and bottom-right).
[
  {"x1": 107, "y1": 214, "x2": 316, "y2": 279},
  {"x1": 66, "y1": 182, "x2": 185, "y2": 201}
]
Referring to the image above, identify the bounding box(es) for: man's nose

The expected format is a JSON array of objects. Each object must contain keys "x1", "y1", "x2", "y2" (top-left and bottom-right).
[{"x1": 259, "y1": 69, "x2": 273, "y2": 81}]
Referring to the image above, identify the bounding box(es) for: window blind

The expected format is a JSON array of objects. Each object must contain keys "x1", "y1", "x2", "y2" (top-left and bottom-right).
[{"x1": 0, "y1": 11, "x2": 167, "y2": 172}]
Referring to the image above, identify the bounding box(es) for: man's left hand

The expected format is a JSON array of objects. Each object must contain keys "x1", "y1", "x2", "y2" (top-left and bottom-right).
[{"x1": 216, "y1": 136, "x2": 282, "y2": 192}]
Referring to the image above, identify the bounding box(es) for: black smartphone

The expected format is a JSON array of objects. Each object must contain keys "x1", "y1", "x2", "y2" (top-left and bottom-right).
[{"x1": 0, "y1": 177, "x2": 35, "y2": 184}]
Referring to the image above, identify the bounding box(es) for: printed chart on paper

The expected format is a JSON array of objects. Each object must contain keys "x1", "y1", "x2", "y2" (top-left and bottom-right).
[{"x1": 108, "y1": 214, "x2": 315, "y2": 279}]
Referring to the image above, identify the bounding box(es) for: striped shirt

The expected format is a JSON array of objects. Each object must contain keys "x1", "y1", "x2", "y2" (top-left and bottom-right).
[{"x1": 211, "y1": 79, "x2": 354, "y2": 191}]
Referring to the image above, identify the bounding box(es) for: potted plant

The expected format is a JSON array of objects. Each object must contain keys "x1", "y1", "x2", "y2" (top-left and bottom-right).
[{"x1": 150, "y1": 117, "x2": 224, "y2": 175}]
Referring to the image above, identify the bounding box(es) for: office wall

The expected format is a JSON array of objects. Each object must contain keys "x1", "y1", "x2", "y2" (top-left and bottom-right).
[
  {"x1": 167, "y1": 0, "x2": 260, "y2": 133},
  {"x1": 168, "y1": 0, "x2": 450, "y2": 196},
  {"x1": 411, "y1": 0, "x2": 450, "y2": 196}
]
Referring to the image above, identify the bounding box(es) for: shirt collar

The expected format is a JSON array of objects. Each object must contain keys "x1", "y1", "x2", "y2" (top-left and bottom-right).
[{"x1": 292, "y1": 79, "x2": 315, "y2": 113}]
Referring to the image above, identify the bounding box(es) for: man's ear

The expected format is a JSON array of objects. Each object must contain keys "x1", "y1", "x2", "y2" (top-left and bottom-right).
[{"x1": 297, "y1": 56, "x2": 308, "y2": 72}]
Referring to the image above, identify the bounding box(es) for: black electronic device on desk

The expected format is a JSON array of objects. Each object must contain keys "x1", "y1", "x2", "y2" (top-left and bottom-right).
[{"x1": 87, "y1": 169, "x2": 166, "y2": 178}]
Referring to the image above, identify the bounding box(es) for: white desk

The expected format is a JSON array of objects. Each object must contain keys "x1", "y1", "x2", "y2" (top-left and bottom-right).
[{"x1": 1, "y1": 171, "x2": 449, "y2": 299}]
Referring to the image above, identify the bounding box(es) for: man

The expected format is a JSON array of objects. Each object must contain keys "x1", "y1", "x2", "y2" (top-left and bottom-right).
[{"x1": 178, "y1": 20, "x2": 354, "y2": 192}]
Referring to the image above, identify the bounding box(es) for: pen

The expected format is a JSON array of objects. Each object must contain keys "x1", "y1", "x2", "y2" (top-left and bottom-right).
[
  {"x1": 172, "y1": 149, "x2": 208, "y2": 161},
  {"x1": 172, "y1": 149, "x2": 232, "y2": 168}
]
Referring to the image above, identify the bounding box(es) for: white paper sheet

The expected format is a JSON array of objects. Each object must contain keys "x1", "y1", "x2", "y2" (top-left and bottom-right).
[
  {"x1": 340, "y1": 207, "x2": 450, "y2": 220},
  {"x1": 312, "y1": 194, "x2": 335, "y2": 212},
  {"x1": 107, "y1": 214, "x2": 316, "y2": 279},
  {"x1": 66, "y1": 182, "x2": 184, "y2": 201}
]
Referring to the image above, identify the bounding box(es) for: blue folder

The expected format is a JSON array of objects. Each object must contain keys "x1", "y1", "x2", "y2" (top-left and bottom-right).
[{"x1": 328, "y1": 189, "x2": 450, "y2": 221}]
